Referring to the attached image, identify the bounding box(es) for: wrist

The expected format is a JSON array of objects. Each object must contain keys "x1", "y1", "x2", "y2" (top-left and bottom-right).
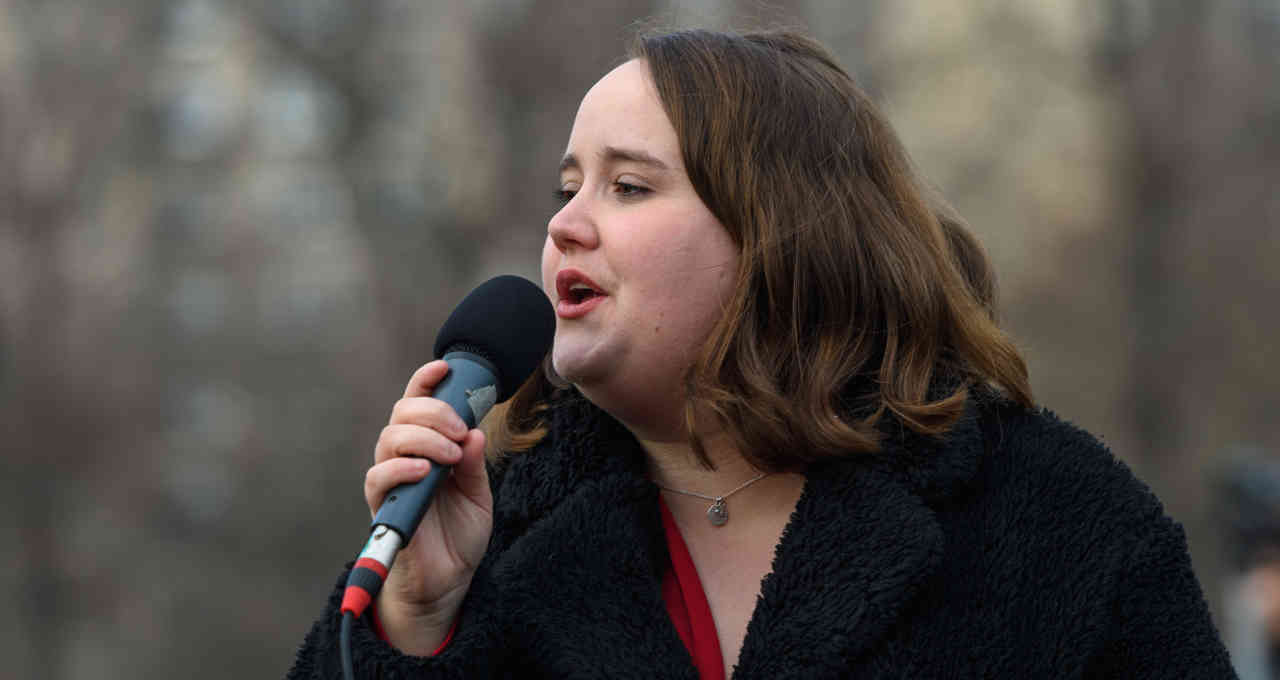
[{"x1": 375, "y1": 586, "x2": 466, "y2": 656}]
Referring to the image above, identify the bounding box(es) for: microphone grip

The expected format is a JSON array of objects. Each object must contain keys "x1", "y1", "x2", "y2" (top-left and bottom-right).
[
  {"x1": 370, "y1": 351, "x2": 500, "y2": 540},
  {"x1": 373, "y1": 463, "x2": 454, "y2": 541}
]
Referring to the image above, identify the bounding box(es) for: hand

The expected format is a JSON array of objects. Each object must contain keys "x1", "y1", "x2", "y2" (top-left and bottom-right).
[{"x1": 364, "y1": 360, "x2": 493, "y2": 655}]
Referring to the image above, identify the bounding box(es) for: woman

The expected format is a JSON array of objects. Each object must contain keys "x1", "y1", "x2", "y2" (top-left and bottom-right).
[{"x1": 290, "y1": 29, "x2": 1235, "y2": 678}]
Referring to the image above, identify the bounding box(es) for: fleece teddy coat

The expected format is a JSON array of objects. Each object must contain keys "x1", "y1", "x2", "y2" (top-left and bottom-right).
[{"x1": 288, "y1": 387, "x2": 1236, "y2": 679}]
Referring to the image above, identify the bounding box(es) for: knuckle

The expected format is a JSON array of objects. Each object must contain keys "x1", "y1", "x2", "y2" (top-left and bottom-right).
[
  {"x1": 424, "y1": 398, "x2": 449, "y2": 421},
  {"x1": 383, "y1": 425, "x2": 403, "y2": 452},
  {"x1": 374, "y1": 426, "x2": 396, "y2": 461},
  {"x1": 444, "y1": 438, "x2": 463, "y2": 458},
  {"x1": 426, "y1": 400, "x2": 461, "y2": 432},
  {"x1": 389, "y1": 398, "x2": 410, "y2": 423}
]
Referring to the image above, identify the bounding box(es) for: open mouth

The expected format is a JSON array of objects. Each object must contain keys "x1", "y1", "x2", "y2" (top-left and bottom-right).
[
  {"x1": 555, "y1": 269, "x2": 606, "y2": 318},
  {"x1": 566, "y1": 286, "x2": 601, "y2": 304}
]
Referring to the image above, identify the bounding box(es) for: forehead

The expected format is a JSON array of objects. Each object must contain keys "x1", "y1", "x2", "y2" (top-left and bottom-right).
[{"x1": 562, "y1": 59, "x2": 681, "y2": 169}]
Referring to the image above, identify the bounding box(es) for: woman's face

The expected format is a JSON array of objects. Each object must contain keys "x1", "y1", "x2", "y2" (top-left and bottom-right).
[{"x1": 541, "y1": 59, "x2": 738, "y2": 439}]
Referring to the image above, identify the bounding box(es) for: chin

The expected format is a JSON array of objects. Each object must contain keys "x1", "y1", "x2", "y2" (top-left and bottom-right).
[{"x1": 550, "y1": 345, "x2": 609, "y2": 387}]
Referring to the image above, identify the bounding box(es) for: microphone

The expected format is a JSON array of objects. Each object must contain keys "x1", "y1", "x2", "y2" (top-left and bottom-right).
[{"x1": 340, "y1": 275, "x2": 554, "y2": 621}]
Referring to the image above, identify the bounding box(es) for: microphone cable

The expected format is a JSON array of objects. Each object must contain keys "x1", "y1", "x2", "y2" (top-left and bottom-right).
[
  {"x1": 339, "y1": 525, "x2": 403, "y2": 680},
  {"x1": 340, "y1": 612, "x2": 355, "y2": 680}
]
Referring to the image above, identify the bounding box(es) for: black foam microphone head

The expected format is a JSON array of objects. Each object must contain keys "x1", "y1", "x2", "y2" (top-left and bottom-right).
[{"x1": 433, "y1": 275, "x2": 555, "y2": 401}]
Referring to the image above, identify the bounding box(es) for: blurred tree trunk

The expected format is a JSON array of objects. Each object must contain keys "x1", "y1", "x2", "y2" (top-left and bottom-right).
[
  {"x1": 1098, "y1": 0, "x2": 1202, "y2": 489},
  {"x1": 4, "y1": 205, "x2": 73, "y2": 680},
  {"x1": 0, "y1": 4, "x2": 165, "y2": 676},
  {"x1": 1099, "y1": 0, "x2": 1280, "y2": 613}
]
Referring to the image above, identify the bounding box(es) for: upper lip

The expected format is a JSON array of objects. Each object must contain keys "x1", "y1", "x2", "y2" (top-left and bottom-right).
[{"x1": 556, "y1": 268, "x2": 606, "y2": 302}]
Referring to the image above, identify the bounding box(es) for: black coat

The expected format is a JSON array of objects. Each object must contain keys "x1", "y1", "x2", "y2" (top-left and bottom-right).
[{"x1": 289, "y1": 389, "x2": 1236, "y2": 679}]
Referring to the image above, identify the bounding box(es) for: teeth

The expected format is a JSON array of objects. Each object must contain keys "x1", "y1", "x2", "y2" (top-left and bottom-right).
[{"x1": 570, "y1": 283, "x2": 594, "y2": 291}]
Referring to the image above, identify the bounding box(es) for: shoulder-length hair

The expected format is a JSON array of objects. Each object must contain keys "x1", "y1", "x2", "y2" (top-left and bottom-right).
[{"x1": 493, "y1": 28, "x2": 1033, "y2": 470}]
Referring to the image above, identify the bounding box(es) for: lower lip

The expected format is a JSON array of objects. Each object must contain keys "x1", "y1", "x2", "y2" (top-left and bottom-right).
[{"x1": 556, "y1": 294, "x2": 607, "y2": 319}]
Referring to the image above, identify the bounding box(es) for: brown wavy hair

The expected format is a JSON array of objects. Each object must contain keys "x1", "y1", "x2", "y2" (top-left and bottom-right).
[{"x1": 491, "y1": 28, "x2": 1033, "y2": 470}]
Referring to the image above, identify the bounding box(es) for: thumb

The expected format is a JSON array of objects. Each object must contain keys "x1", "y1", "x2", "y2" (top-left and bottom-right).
[{"x1": 451, "y1": 429, "x2": 491, "y2": 505}]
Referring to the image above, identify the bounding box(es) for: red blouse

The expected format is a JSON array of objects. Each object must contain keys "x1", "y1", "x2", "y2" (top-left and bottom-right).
[{"x1": 659, "y1": 497, "x2": 726, "y2": 680}]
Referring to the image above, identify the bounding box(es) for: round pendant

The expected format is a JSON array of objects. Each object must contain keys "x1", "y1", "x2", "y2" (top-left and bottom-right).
[{"x1": 707, "y1": 499, "x2": 729, "y2": 526}]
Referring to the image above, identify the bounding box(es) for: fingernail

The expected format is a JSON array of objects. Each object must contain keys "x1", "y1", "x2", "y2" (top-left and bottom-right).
[{"x1": 414, "y1": 459, "x2": 430, "y2": 472}]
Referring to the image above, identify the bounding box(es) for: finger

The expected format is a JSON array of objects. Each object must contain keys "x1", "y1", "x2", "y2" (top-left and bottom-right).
[
  {"x1": 388, "y1": 397, "x2": 468, "y2": 440},
  {"x1": 450, "y1": 429, "x2": 491, "y2": 502},
  {"x1": 375, "y1": 424, "x2": 465, "y2": 466},
  {"x1": 403, "y1": 360, "x2": 451, "y2": 399},
  {"x1": 364, "y1": 457, "x2": 432, "y2": 516}
]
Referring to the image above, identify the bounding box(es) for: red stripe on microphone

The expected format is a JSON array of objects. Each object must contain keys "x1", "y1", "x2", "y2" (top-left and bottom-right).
[
  {"x1": 341, "y1": 587, "x2": 373, "y2": 616},
  {"x1": 355, "y1": 557, "x2": 389, "y2": 580}
]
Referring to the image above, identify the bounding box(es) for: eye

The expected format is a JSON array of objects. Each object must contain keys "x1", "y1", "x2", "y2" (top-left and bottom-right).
[
  {"x1": 613, "y1": 181, "x2": 650, "y2": 198},
  {"x1": 553, "y1": 188, "x2": 576, "y2": 204}
]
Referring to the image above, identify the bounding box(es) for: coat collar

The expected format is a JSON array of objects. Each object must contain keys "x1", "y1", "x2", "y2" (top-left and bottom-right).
[{"x1": 493, "y1": 388, "x2": 990, "y2": 679}]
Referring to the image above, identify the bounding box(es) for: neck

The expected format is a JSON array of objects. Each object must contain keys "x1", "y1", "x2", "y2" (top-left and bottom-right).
[
  {"x1": 639, "y1": 430, "x2": 759, "y2": 494},
  {"x1": 639, "y1": 428, "x2": 807, "y2": 531}
]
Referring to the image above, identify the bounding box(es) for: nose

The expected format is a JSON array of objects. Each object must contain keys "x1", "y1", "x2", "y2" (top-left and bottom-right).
[{"x1": 547, "y1": 192, "x2": 599, "y2": 253}]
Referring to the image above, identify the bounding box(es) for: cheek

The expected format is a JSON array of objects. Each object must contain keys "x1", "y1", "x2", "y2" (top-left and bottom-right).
[
  {"x1": 540, "y1": 236, "x2": 558, "y2": 292},
  {"x1": 663, "y1": 219, "x2": 738, "y2": 324},
  {"x1": 646, "y1": 216, "x2": 735, "y2": 295}
]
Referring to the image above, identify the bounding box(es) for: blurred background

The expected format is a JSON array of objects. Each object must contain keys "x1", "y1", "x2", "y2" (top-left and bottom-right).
[{"x1": 1, "y1": 0, "x2": 1277, "y2": 677}]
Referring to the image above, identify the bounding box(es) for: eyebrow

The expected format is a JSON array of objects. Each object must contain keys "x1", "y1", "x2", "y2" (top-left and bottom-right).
[{"x1": 559, "y1": 146, "x2": 671, "y2": 174}]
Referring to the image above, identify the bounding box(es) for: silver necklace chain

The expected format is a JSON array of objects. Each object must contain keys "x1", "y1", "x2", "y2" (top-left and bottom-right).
[{"x1": 656, "y1": 472, "x2": 770, "y2": 527}]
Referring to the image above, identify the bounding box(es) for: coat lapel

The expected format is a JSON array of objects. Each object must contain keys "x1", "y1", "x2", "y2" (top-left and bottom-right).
[
  {"x1": 492, "y1": 391, "x2": 700, "y2": 679},
  {"x1": 497, "y1": 472, "x2": 699, "y2": 679},
  {"x1": 734, "y1": 460, "x2": 943, "y2": 679},
  {"x1": 734, "y1": 391, "x2": 989, "y2": 679}
]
